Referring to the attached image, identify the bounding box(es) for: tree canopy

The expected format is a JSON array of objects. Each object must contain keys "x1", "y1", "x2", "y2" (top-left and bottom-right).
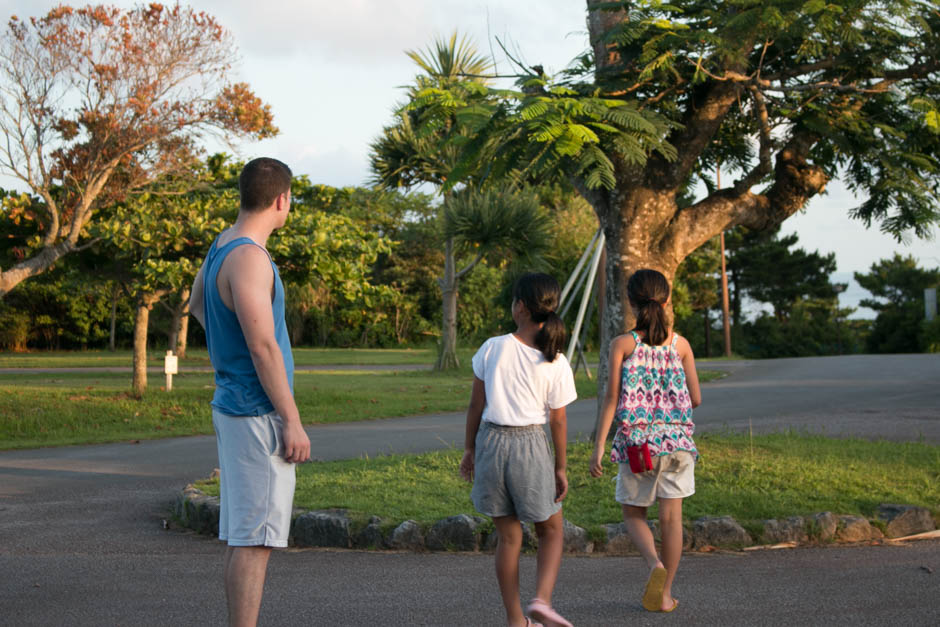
[
  {"x1": 855, "y1": 253, "x2": 940, "y2": 353},
  {"x1": 404, "y1": 0, "x2": 940, "y2": 392},
  {"x1": 0, "y1": 4, "x2": 275, "y2": 297}
]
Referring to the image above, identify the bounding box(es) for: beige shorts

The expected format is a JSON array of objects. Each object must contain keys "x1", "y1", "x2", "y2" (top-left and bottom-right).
[
  {"x1": 615, "y1": 451, "x2": 695, "y2": 507},
  {"x1": 213, "y1": 408, "x2": 296, "y2": 547}
]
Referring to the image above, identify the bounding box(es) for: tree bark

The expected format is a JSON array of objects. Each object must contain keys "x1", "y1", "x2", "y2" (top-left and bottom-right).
[
  {"x1": 176, "y1": 310, "x2": 189, "y2": 359},
  {"x1": 132, "y1": 290, "x2": 168, "y2": 398},
  {"x1": 0, "y1": 242, "x2": 73, "y2": 299},
  {"x1": 109, "y1": 284, "x2": 120, "y2": 352},
  {"x1": 436, "y1": 237, "x2": 460, "y2": 370},
  {"x1": 587, "y1": 0, "x2": 626, "y2": 75},
  {"x1": 168, "y1": 288, "x2": 190, "y2": 359}
]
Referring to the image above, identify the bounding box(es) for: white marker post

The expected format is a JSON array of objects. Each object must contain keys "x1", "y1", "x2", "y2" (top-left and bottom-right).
[
  {"x1": 926, "y1": 288, "x2": 937, "y2": 322},
  {"x1": 164, "y1": 350, "x2": 178, "y2": 392}
]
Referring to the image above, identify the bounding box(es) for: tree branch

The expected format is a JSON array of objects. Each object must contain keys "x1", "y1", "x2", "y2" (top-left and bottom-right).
[
  {"x1": 668, "y1": 130, "x2": 826, "y2": 259},
  {"x1": 455, "y1": 251, "x2": 484, "y2": 281},
  {"x1": 733, "y1": 86, "x2": 774, "y2": 194},
  {"x1": 657, "y1": 80, "x2": 743, "y2": 189}
]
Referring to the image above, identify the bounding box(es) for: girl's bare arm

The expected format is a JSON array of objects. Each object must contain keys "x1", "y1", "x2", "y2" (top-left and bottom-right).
[
  {"x1": 548, "y1": 406, "x2": 569, "y2": 501},
  {"x1": 459, "y1": 377, "x2": 486, "y2": 481},
  {"x1": 678, "y1": 336, "x2": 702, "y2": 408},
  {"x1": 590, "y1": 334, "x2": 634, "y2": 476}
]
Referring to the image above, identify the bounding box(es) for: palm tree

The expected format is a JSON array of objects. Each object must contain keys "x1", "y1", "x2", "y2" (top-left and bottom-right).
[{"x1": 371, "y1": 32, "x2": 514, "y2": 369}]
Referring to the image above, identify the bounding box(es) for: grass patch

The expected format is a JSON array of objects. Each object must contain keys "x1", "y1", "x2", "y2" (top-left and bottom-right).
[
  {"x1": 0, "y1": 347, "x2": 718, "y2": 450},
  {"x1": 194, "y1": 433, "x2": 940, "y2": 530},
  {"x1": 0, "y1": 346, "x2": 482, "y2": 369},
  {"x1": 0, "y1": 347, "x2": 605, "y2": 369},
  {"x1": 0, "y1": 366, "x2": 598, "y2": 449},
  {"x1": 0, "y1": 349, "x2": 211, "y2": 369}
]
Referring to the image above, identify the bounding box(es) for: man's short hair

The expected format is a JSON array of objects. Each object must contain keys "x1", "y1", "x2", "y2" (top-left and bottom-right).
[{"x1": 239, "y1": 158, "x2": 292, "y2": 212}]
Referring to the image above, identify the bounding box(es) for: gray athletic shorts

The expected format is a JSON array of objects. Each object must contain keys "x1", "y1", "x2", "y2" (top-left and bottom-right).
[
  {"x1": 616, "y1": 451, "x2": 695, "y2": 507},
  {"x1": 471, "y1": 421, "x2": 562, "y2": 523},
  {"x1": 212, "y1": 408, "x2": 296, "y2": 547}
]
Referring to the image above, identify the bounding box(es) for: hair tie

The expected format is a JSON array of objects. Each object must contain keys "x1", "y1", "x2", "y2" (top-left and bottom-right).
[{"x1": 532, "y1": 309, "x2": 557, "y2": 323}]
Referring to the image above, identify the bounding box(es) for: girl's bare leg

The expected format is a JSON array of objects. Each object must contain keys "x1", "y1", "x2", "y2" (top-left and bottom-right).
[
  {"x1": 621, "y1": 504, "x2": 663, "y2": 571},
  {"x1": 658, "y1": 498, "x2": 683, "y2": 610},
  {"x1": 532, "y1": 510, "x2": 565, "y2": 604},
  {"x1": 492, "y1": 515, "x2": 526, "y2": 626}
]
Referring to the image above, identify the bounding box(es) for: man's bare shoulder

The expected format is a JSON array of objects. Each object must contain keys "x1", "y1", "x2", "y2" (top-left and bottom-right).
[
  {"x1": 220, "y1": 242, "x2": 273, "y2": 294},
  {"x1": 225, "y1": 242, "x2": 270, "y2": 266}
]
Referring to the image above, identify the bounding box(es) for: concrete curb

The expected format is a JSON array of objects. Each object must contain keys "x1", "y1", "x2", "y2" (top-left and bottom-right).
[{"x1": 173, "y1": 485, "x2": 937, "y2": 553}]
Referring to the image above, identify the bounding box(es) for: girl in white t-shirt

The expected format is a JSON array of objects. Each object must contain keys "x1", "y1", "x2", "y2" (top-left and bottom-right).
[{"x1": 460, "y1": 273, "x2": 578, "y2": 627}]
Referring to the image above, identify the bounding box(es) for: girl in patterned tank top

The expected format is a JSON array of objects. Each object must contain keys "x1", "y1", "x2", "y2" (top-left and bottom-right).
[{"x1": 590, "y1": 269, "x2": 702, "y2": 614}]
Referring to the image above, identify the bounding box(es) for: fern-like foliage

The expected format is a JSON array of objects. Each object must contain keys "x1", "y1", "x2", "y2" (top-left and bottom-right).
[{"x1": 442, "y1": 186, "x2": 552, "y2": 267}]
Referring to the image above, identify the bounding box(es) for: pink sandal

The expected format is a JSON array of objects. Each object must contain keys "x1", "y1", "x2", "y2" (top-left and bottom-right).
[{"x1": 526, "y1": 598, "x2": 572, "y2": 627}]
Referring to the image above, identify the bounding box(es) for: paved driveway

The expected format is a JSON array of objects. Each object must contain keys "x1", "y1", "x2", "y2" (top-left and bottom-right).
[{"x1": 1, "y1": 354, "x2": 938, "y2": 625}]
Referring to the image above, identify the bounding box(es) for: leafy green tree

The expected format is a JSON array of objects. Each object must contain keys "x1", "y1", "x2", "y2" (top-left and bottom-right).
[
  {"x1": 410, "y1": 0, "x2": 940, "y2": 392},
  {"x1": 727, "y1": 227, "x2": 844, "y2": 322},
  {"x1": 0, "y1": 4, "x2": 276, "y2": 297},
  {"x1": 855, "y1": 253, "x2": 940, "y2": 353},
  {"x1": 372, "y1": 32, "x2": 546, "y2": 368},
  {"x1": 268, "y1": 188, "x2": 396, "y2": 348},
  {"x1": 0, "y1": 265, "x2": 116, "y2": 350},
  {"x1": 673, "y1": 237, "x2": 721, "y2": 356},
  {"x1": 439, "y1": 186, "x2": 553, "y2": 361},
  {"x1": 711, "y1": 226, "x2": 857, "y2": 356},
  {"x1": 0, "y1": 188, "x2": 130, "y2": 350},
  {"x1": 92, "y1": 185, "x2": 233, "y2": 396}
]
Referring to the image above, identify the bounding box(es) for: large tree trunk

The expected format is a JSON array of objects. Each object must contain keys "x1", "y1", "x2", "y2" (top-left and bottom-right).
[
  {"x1": 168, "y1": 288, "x2": 190, "y2": 359},
  {"x1": 109, "y1": 283, "x2": 120, "y2": 352},
  {"x1": 436, "y1": 237, "x2": 459, "y2": 370},
  {"x1": 132, "y1": 290, "x2": 167, "y2": 398},
  {"x1": 582, "y1": 185, "x2": 685, "y2": 439},
  {"x1": 176, "y1": 309, "x2": 189, "y2": 359}
]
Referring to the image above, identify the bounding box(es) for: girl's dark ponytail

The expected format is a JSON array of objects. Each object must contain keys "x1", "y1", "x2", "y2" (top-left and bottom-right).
[
  {"x1": 626, "y1": 269, "x2": 671, "y2": 346},
  {"x1": 535, "y1": 311, "x2": 566, "y2": 362},
  {"x1": 513, "y1": 273, "x2": 567, "y2": 362}
]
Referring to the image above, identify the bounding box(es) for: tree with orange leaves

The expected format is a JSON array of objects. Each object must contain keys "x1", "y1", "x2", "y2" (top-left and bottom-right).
[{"x1": 0, "y1": 3, "x2": 277, "y2": 297}]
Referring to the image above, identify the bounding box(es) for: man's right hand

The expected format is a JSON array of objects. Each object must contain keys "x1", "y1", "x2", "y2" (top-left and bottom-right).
[{"x1": 282, "y1": 419, "x2": 310, "y2": 463}]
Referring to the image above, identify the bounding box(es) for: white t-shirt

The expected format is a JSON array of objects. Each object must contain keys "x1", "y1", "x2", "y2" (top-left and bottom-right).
[{"x1": 471, "y1": 333, "x2": 578, "y2": 426}]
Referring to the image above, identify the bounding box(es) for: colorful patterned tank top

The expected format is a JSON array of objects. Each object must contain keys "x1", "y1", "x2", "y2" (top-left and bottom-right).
[{"x1": 611, "y1": 331, "x2": 698, "y2": 463}]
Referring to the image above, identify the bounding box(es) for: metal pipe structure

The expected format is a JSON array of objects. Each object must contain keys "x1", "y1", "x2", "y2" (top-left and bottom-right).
[
  {"x1": 566, "y1": 231, "x2": 605, "y2": 363},
  {"x1": 559, "y1": 228, "x2": 601, "y2": 309}
]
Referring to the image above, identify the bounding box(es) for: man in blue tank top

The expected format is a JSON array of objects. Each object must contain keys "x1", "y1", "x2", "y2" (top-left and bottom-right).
[{"x1": 190, "y1": 157, "x2": 310, "y2": 627}]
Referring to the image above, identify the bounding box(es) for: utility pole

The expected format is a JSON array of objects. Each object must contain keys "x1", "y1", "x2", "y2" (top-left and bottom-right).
[{"x1": 717, "y1": 166, "x2": 732, "y2": 357}]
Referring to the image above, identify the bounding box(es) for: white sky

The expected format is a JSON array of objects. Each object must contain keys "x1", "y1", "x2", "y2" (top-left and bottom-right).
[{"x1": 2, "y1": 0, "x2": 938, "y2": 316}]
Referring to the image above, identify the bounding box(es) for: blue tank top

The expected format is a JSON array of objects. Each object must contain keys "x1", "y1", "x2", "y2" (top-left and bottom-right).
[{"x1": 203, "y1": 235, "x2": 294, "y2": 416}]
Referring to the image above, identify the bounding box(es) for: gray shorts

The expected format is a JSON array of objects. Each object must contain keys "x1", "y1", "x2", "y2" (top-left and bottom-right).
[
  {"x1": 471, "y1": 421, "x2": 562, "y2": 523},
  {"x1": 213, "y1": 408, "x2": 296, "y2": 547}
]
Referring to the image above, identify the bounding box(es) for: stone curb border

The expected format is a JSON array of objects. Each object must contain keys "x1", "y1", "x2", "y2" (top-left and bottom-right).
[{"x1": 174, "y1": 485, "x2": 936, "y2": 553}]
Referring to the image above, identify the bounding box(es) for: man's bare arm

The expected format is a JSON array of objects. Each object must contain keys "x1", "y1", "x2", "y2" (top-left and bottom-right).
[
  {"x1": 189, "y1": 260, "x2": 207, "y2": 329},
  {"x1": 227, "y1": 246, "x2": 310, "y2": 463}
]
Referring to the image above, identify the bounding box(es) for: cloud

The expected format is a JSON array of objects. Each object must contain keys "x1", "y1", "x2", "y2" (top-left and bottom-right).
[{"x1": 196, "y1": 0, "x2": 440, "y2": 62}]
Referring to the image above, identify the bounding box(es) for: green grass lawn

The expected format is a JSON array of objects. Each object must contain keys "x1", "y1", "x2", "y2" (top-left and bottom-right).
[
  {"x1": 0, "y1": 347, "x2": 445, "y2": 368},
  {"x1": 0, "y1": 348, "x2": 722, "y2": 450},
  {"x1": 0, "y1": 366, "x2": 603, "y2": 449},
  {"x1": 0, "y1": 346, "x2": 595, "y2": 368},
  {"x1": 194, "y1": 433, "x2": 940, "y2": 538}
]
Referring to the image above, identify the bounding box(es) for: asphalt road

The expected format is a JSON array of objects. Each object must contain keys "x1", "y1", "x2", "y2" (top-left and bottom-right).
[{"x1": 1, "y1": 354, "x2": 938, "y2": 626}]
